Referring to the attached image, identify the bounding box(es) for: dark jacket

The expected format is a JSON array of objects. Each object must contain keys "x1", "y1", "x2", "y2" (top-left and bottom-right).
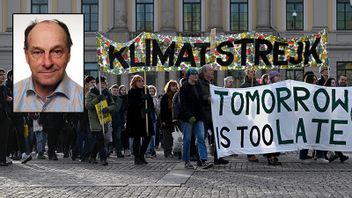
[
  {"x1": 111, "y1": 95, "x2": 123, "y2": 128},
  {"x1": 126, "y1": 87, "x2": 155, "y2": 137},
  {"x1": 198, "y1": 77, "x2": 212, "y2": 125},
  {"x1": 240, "y1": 76, "x2": 260, "y2": 88},
  {"x1": 160, "y1": 93, "x2": 174, "y2": 129},
  {"x1": 0, "y1": 85, "x2": 11, "y2": 121},
  {"x1": 179, "y1": 80, "x2": 205, "y2": 123},
  {"x1": 317, "y1": 76, "x2": 327, "y2": 86}
]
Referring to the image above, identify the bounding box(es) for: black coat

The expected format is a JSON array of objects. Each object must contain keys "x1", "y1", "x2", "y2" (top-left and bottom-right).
[
  {"x1": 126, "y1": 87, "x2": 155, "y2": 137},
  {"x1": 240, "y1": 76, "x2": 260, "y2": 88},
  {"x1": 179, "y1": 81, "x2": 205, "y2": 123},
  {"x1": 160, "y1": 93, "x2": 174, "y2": 129}
]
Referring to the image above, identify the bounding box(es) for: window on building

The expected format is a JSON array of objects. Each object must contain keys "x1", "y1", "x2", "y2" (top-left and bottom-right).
[
  {"x1": 31, "y1": 0, "x2": 48, "y2": 13},
  {"x1": 183, "y1": 0, "x2": 201, "y2": 32},
  {"x1": 84, "y1": 63, "x2": 98, "y2": 78},
  {"x1": 286, "y1": 0, "x2": 304, "y2": 30},
  {"x1": 337, "y1": 62, "x2": 352, "y2": 85},
  {"x1": 82, "y1": 0, "x2": 99, "y2": 32},
  {"x1": 136, "y1": 0, "x2": 154, "y2": 32},
  {"x1": 230, "y1": 0, "x2": 248, "y2": 32},
  {"x1": 337, "y1": 0, "x2": 352, "y2": 30}
]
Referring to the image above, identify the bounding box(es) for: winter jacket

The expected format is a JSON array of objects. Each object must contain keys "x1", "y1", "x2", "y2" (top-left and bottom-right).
[
  {"x1": 240, "y1": 76, "x2": 260, "y2": 88},
  {"x1": 179, "y1": 81, "x2": 205, "y2": 123},
  {"x1": 126, "y1": 87, "x2": 155, "y2": 137},
  {"x1": 85, "y1": 87, "x2": 116, "y2": 132}
]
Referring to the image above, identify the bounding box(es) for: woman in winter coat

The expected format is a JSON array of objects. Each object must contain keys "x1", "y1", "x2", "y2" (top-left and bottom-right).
[
  {"x1": 160, "y1": 80, "x2": 179, "y2": 158},
  {"x1": 126, "y1": 75, "x2": 155, "y2": 165}
]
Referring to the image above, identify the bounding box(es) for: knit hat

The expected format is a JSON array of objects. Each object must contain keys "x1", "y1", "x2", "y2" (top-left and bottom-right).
[
  {"x1": 269, "y1": 71, "x2": 280, "y2": 80},
  {"x1": 319, "y1": 66, "x2": 328, "y2": 73},
  {"x1": 186, "y1": 68, "x2": 198, "y2": 78}
]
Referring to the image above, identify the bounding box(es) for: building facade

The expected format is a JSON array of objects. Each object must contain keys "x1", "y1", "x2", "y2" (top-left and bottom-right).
[{"x1": 0, "y1": 0, "x2": 351, "y2": 93}]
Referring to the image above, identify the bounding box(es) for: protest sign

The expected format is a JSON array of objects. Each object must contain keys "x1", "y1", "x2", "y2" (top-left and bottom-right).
[
  {"x1": 210, "y1": 81, "x2": 352, "y2": 157},
  {"x1": 96, "y1": 31, "x2": 328, "y2": 74}
]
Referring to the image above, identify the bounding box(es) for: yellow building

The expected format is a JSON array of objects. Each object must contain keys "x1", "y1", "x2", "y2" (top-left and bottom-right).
[{"x1": 0, "y1": 0, "x2": 351, "y2": 92}]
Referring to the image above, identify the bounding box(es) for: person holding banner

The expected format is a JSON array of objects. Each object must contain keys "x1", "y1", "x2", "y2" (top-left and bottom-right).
[
  {"x1": 126, "y1": 75, "x2": 154, "y2": 165},
  {"x1": 324, "y1": 77, "x2": 349, "y2": 163},
  {"x1": 299, "y1": 73, "x2": 329, "y2": 163},
  {"x1": 240, "y1": 67, "x2": 259, "y2": 163},
  {"x1": 198, "y1": 65, "x2": 229, "y2": 165},
  {"x1": 317, "y1": 66, "x2": 329, "y2": 86},
  {"x1": 180, "y1": 68, "x2": 213, "y2": 169},
  {"x1": 223, "y1": 76, "x2": 234, "y2": 88},
  {"x1": 85, "y1": 76, "x2": 116, "y2": 166}
]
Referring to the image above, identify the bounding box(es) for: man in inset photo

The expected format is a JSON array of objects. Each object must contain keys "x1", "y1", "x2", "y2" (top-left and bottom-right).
[{"x1": 13, "y1": 14, "x2": 83, "y2": 112}]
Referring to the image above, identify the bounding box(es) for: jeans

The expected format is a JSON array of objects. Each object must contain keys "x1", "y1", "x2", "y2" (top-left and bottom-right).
[
  {"x1": 112, "y1": 126, "x2": 123, "y2": 154},
  {"x1": 34, "y1": 131, "x2": 47, "y2": 155},
  {"x1": 182, "y1": 120, "x2": 208, "y2": 162}
]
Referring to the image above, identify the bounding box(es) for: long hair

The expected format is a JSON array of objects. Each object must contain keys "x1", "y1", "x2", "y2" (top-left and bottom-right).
[
  {"x1": 129, "y1": 75, "x2": 144, "y2": 89},
  {"x1": 163, "y1": 80, "x2": 179, "y2": 94}
]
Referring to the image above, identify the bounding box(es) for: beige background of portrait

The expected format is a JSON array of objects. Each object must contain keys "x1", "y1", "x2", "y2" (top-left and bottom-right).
[{"x1": 13, "y1": 14, "x2": 83, "y2": 87}]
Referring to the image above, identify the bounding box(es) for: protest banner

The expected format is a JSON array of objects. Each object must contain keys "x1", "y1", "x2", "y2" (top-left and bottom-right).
[
  {"x1": 210, "y1": 81, "x2": 352, "y2": 157},
  {"x1": 96, "y1": 31, "x2": 328, "y2": 74}
]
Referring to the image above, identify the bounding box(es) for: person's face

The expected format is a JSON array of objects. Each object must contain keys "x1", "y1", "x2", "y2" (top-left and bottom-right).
[
  {"x1": 170, "y1": 84, "x2": 178, "y2": 93},
  {"x1": 119, "y1": 87, "x2": 127, "y2": 95},
  {"x1": 111, "y1": 87, "x2": 119, "y2": 96},
  {"x1": 99, "y1": 81, "x2": 107, "y2": 90},
  {"x1": 136, "y1": 78, "x2": 144, "y2": 89},
  {"x1": 272, "y1": 75, "x2": 281, "y2": 83},
  {"x1": 204, "y1": 68, "x2": 214, "y2": 81},
  {"x1": 321, "y1": 69, "x2": 329, "y2": 78},
  {"x1": 246, "y1": 69, "x2": 256, "y2": 79},
  {"x1": 0, "y1": 72, "x2": 6, "y2": 84},
  {"x1": 225, "y1": 79, "x2": 234, "y2": 88},
  {"x1": 25, "y1": 21, "x2": 70, "y2": 89},
  {"x1": 331, "y1": 79, "x2": 337, "y2": 87},
  {"x1": 188, "y1": 73, "x2": 198, "y2": 84},
  {"x1": 148, "y1": 87, "x2": 156, "y2": 96},
  {"x1": 339, "y1": 76, "x2": 348, "y2": 86},
  {"x1": 86, "y1": 80, "x2": 96, "y2": 89}
]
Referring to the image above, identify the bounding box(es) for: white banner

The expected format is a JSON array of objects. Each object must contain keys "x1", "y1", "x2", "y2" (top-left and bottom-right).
[{"x1": 210, "y1": 80, "x2": 352, "y2": 158}]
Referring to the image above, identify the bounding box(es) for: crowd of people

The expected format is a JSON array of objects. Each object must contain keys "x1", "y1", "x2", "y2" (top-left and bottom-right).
[{"x1": 0, "y1": 65, "x2": 350, "y2": 167}]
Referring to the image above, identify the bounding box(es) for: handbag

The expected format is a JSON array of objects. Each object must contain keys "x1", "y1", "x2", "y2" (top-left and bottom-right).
[{"x1": 172, "y1": 125, "x2": 183, "y2": 153}]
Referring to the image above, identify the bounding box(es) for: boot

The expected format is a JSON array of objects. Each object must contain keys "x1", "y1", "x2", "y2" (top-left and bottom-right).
[
  {"x1": 134, "y1": 155, "x2": 143, "y2": 165},
  {"x1": 140, "y1": 155, "x2": 148, "y2": 164}
]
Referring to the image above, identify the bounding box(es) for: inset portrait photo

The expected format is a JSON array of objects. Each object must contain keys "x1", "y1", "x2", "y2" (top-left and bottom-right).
[{"x1": 13, "y1": 14, "x2": 84, "y2": 112}]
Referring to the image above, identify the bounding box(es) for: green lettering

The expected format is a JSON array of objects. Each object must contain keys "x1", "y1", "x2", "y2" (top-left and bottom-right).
[
  {"x1": 312, "y1": 119, "x2": 329, "y2": 143},
  {"x1": 296, "y1": 118, "x2": 307, "y2": 143},
  {"x1": 261, "y1": 89, "x2": 276, "y2": 113},
  {"x1": 330, "y1": 120, "x2": 348, "y2": 145},
  {"x1": 232, "y1": 92, "x2": 244, "y2": 115},
  {"x1": 214, "y1": 90, "x2": 229, "y2": 116},
  {"x1": 332, "y1": 89, "x2": 348, "y2": 112},
  {"x1": 276, "y1": 87, "x2": 292, "y2": 113},
  {"x1": 245, "y1": 90, "x2": 260, "y2": 115},
  {"x1": 276, "y1": 119, "x2": 294, "y2": 144},
  {"x1": 313, "y1": 88, "x2": 329, "y2": 112},
  {"x1": 293, "y1": 87, "x2": 310, "y2": 111}
]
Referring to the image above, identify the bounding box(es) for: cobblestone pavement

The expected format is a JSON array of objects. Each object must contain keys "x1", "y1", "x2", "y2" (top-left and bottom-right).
[{"x1": 1, "y1": 151, "x2": 352, "y2": 197}]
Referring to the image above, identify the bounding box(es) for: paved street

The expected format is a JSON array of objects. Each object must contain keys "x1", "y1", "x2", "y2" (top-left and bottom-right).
[{"x1": 1, "y1": 151, "x2": 352, "y2": 198}]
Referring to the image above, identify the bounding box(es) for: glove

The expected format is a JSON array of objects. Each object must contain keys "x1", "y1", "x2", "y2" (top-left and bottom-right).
[
  {"x1": 101, "y1": 107, "x2": 109, "y2": 114},
  {"x1": 188, "y1": 116, "x2": 196, "y2": 124},
  {"x1": 97, "y1": 95, "x2": 106, "y2": 102}
]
